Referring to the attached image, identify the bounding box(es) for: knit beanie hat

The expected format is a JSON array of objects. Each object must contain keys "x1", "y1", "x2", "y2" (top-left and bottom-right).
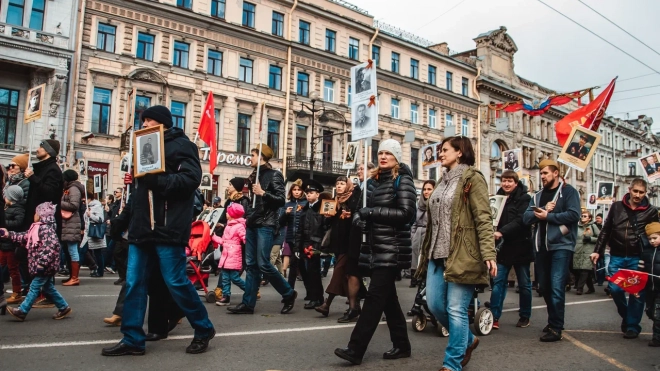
[
  {"x1": 36, "y1": 201, "x2": 56, "y2": 219},
  {"x1": 141, "y1": 105, "x2": 174, "y2": 128},
  {"x1": 377, "y1": 139, "x2": 402, "y2": 164},
  {"x1": 40, "y1": 139, "x2": 60, "y2": 158},
  {"x1": 63, "y1": 169, "x2": 78, "y2": 182},
  {"x1": 4, "y1": 185, "x2": 24, "y2": 203},
  {"x1": 227, "y1": 203, "x2": 245, "y2": 219},
  {"x1": 645, "y1": 222, "x2": 660, "y2": 236},
  {"x1": 11, "y1": 153, "x2": 29, "y2": 171},
  {"x1": 229, "y1": 177, "x2": 246, "y2": 193}
]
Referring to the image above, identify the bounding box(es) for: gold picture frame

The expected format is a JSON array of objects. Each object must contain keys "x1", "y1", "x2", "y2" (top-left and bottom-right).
[
  {"x1": 133, "y1": 125, "x2": 166, "y2": 178},
  {"x1": 320, "y1": 199, "x2": 338, "y2": 216}
]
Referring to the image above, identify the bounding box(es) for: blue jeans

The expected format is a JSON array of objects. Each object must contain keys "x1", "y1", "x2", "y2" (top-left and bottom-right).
[
  {"x1": 66, "y1": 242, "x2": 79, "y2": 262},
  {"x1": 242, "y1": 227, "x2": 294, "y2": 309},
  {"x1": 105, "y1": 238, "x2": 116, "y2": 269},
  {"x1": 426, "y1": 259, "x2": 475, "y2": 371},
  {"x1": 120, "y1": 244, "x2": 214, "y2": 349},
  {"x1": 535, "y1": 249, "x2": 572, "y2": 331},
  {"x1": 19, "y1": 276, "x2": 68, "y2": 313},
  {"x1": 608, "y1": 255, "x2": 646, "y2": 334},
  {"x1": 220, "y1": 269, "x2": 245, "y2": 298},
  {"x1": 489, "y1": 263, "x2": 532, "y2": 320}
]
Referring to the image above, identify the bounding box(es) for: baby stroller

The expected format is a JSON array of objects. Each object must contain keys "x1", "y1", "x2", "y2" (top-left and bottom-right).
[
  {"x1": 410, "y1": 281, "x2": 493, "y2": 337},
  {"x1": 187, "y1": 221, "x2": 217, "y2": 303}
]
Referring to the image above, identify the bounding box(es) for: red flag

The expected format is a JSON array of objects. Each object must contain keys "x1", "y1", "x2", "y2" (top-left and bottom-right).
[
  {"x1": 555, "y1": 78, "x2": 616, "y2": 146},
  {"x1": 607, "y1": 269, "x2": 648, "y2": 294},
  {"x1": 198, "y1": 92, "x2": 217, "y2": 174}
]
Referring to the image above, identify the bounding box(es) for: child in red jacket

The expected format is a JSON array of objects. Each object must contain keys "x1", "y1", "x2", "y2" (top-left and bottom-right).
[{"x1": 212, "y1": 203, "x2": 246, "y2": 306}]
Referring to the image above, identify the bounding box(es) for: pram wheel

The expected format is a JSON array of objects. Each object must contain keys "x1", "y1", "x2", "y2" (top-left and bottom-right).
[
  {"x1": 472, "y1": 307, "x2": 493, "y2": 336},
  {"x1": 436, "y1": 324, "x2": 449, "y2": 337},
  {"x1": 205, "y1": 291, "x2": 216, "y2": 303},
  {"x1": 412, "y1": 314, "x2": 427, "y2": 332}
]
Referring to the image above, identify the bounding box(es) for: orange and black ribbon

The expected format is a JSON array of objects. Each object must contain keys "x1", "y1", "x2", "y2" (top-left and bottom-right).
[
  {"x1": 366, "y1": 59, "x2": 373, "y2": 69},
  {"x1": 367, "y1": 95, "x2": 376, "y2": 107}
]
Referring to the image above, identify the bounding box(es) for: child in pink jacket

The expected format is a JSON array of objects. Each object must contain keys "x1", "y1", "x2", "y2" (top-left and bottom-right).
[{"x1": 212, "y1": 203, "x2": 246, "y2": 306}]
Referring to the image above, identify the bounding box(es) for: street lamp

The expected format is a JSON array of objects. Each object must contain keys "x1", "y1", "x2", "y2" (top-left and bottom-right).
[{"x1": 296, "y1": 91, "x2": 349, "y2": 180}]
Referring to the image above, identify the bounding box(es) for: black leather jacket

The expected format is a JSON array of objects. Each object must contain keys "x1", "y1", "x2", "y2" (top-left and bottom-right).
[
  {"x1": 358, "y1": 164, "x2": 416, "y2": 271},
  {"x1": 245, "y1": 167, "x2": 285, "y2": 228},
  {"x1": 594, "y1": 194, "x2": 659, "y2": 257}
]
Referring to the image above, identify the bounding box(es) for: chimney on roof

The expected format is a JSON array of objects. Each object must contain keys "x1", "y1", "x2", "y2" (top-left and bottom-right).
[{"x1": 429, "y1": 42, "x2": 449, "y2": 56}]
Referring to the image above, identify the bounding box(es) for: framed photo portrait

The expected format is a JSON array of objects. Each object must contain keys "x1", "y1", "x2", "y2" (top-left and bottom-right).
[
  {"x1": 350, "y1": 62, "x2": 377, "y2": 100},
  {"x1": 206, "y1": 208, "x2": 224, "y2": 232},
  {"x1": 93, "y1": 174, "x2": 102, "y2": 194},
  {"x1": 200, "y1": 173, "x2": 213, "y2": 190},
  {"x1": 502, "y1": 148, "x2": 522, "y2": 175},
  {"x1": 351, "y1": 100, "x2": 378, "y2": 141},
  {"x1": 320, "y1": 199, "x2": 338, "y2": 216},
  {"x1": 120, "y1": 154, "x2": 130, "y2": 173},
  {"x1": 342, "y1": 142, "x2": 360, "y2": 170},
  {"x1": 422, "y1": 143, "x2": 441, "y2": 170},
  {"x1": 24, "y1": 83, "x2": 46, "y2": 123},
  {"x1": 134, "y1": 125, "x2": 165, "y2": 178},
  {"x1": 558, "y1": 126, "x2": 601, "y2": 173},
  {"x1": 78, "y1": 159, "x2": 86, "y2": 176},
  {"x1": 639, "y1": 152, "x2": 660, "y2": 182},
  {"x1": 103, "y1": 174, "x2": 108, "y2": 192},
  {"x1": 586, "y1": 193, "x2": 598, "y2": 210},
  {"x1": 596, "y1": 181, "x2": 614, "y2": 205},
  {"x1": 489, "y1": 195, "x2": 507, "y2": 226}
]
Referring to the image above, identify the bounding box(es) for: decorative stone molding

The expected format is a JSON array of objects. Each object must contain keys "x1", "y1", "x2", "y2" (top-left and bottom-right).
[
  {"x1": 11, "y1": 28, "x2": 30, "y2": 39},
  {"x1": 0, "y1": 26, "x2": 5, "y2": 34},
  {"x1": 49, "y1": 103, "x2": 59, "y2": 117},
  {"x1": 474, "y1": 26, "x2": 518, "y2": 55},
  {"x1": 37, "y1": 33, "x2": 54, "y2": 44}
]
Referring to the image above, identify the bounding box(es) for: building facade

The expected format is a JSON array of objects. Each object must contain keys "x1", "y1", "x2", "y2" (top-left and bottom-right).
[
  {"x1": 71, "y1": 0, "x2": 479, "y2": 198},
  {"x1": 0, "y1": 0, "x2": 77, "y2": 162}
]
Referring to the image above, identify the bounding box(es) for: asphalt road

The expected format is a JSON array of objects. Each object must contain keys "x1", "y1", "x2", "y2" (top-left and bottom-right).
[{"x1": 1, "y1": 269, "x2": 659, "y2": 371}]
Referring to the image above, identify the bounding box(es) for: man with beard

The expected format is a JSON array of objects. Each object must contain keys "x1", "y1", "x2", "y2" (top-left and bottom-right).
[{"x1": 523, "y1": 159, "x2": 580, "y2": 342}]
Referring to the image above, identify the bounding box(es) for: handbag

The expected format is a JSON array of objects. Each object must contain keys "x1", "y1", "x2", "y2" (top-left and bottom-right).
[
  {"x1": 61, "y1": 210, "x2": 73, "y2": 220},
  {"x1": 88, "y1": 222, "x2": 106, "y2": 239}
]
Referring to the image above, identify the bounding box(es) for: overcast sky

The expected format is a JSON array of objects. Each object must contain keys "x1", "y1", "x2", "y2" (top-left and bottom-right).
[{"x1": 348, "y1": 0, "x2": 660, "y2": 130}]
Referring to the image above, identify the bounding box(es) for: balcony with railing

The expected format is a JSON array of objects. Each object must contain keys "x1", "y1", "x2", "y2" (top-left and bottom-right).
[{"x1": 286, "y1": 156, "x2": 351, "y2": 184}]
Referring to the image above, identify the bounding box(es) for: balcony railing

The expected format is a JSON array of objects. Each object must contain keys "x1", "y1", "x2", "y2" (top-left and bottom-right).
[{"x1": 286, "y1": 156, "x2": 345, "y2": 175}]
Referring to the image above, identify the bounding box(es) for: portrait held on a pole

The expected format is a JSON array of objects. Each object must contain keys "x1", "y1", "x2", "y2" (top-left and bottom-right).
[
  {"x1": 586, "y1": 192, "x2": 598, "y2": 209},
  {"x1": 558, "y1": 125, "x2": 601, "y2": 173},
  {"x1": 342, "y1": 142, "x2": 360, "y2": 170},
  {"x1": 639, "y1": 152, "x2": 660, "y2": 182},
  {"x1": 200, "y1": 173, "x2": 213, "y2": 190},
  {"x1": 24, "y1": 83, "x2": 46, "y2": 123},
  {"x1": 502, "y1": 148, "x2": 522, "y2": 175},
  {"x1": 133, "y1": 125, "x2": 166, "y2": 177},
  {"x1": 596, "y1": 181, "x2": 614, "y2": 205},
  {"x1": 421, "y1": 143, "x2": 441, "y2": 170}
]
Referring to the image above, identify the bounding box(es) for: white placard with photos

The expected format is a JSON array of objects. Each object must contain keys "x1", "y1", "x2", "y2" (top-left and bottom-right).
[
  {"x1": 120, "y1": 154, "x2": 130, "y2": 173},
  {"x1": 350, "y1": 62, "x2": 377, "y2": 102},
  {"x1": 93, "y1": 174, "x2": 102, "y2": 194},
  {"x1": 586, "y1": 193, "x2": 598, "y2": 209},
  {"x1": 557, "y1": 126, "x2": 601, "y2": 173},
  {"x1": 342, "y1": 142, "x2": 360, "y2": 169},
  {"x1": 502, "y1": 148, "x2": 522, "y2": 175},
  {"x1": 421, "y1": 143, "x2": 441, "y2": 170},
  {"x1": 24, "y1": 84, "x2": 46, "y2": 124},
  {"x1": 205, "y1": 208, "x2": 224, "y2": 234},
  {"x1": 351, "y1": 100, "x2": 378, "y2": 141},
  {"x1": 596, "y1": 181, "x2": 614, "y2": 205},
  {"x1": 200, "y1": 173, "x2": 213, "y2": 190},
  {"x1": 639, "y1": 152, "x2": 660, "y2": 183},
  {"x1": 489, "y1": 195, "x2": 507, "y2": 227},
  {"x1": 350, "y1": 62, "x2": 378, "y2": 141}
]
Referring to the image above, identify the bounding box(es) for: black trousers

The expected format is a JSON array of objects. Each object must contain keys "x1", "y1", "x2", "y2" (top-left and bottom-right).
[
  {"x1": 575, "y1": 269, "x2": 594, "y2": 292},
  {"x1": 301, "y1": 254, "x2": 324, "y2": 301},
  {"x1": 348, "y1": 267, "x2": 409, "y2": 355},
  {"x1": 114, "y1": 239, "x2": 129, "y2": 281},
  {"x1": 288, "y1": 254, "x2": 311, "y2": 295},
  {"x1": 647, "y1": 290, "x2": 660, "y2": 342}
]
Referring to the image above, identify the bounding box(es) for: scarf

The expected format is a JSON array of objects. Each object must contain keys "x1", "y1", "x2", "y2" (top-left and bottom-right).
[
  {"x1": 336, "y1": 178, "x2": 355, "y2": 204},
  {"x1": 27, "y1": 222, "x2": 45, "y2": 248},
  {"x1": 229, "y1": 191, "x2": 243, "y2": 201}
]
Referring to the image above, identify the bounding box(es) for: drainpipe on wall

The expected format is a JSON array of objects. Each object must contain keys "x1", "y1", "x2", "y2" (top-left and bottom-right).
[
  {"x1": 66, "y1": 0, "x2": 87, "y2": 167},
  {"x1": 281, "y1": 0, "x2": 298, "y2": 178},
  {"x1": 473, "y1": 66, "x2": 482, "y2": 166}
]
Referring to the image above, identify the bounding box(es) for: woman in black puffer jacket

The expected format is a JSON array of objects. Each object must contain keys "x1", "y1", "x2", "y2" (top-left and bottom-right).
[
  {"x1": 279, "y1": 179, "x2": 307, "y2": 288},
  {"x1": 335, "y1": 139, "x2": 416, "y2": 365}
]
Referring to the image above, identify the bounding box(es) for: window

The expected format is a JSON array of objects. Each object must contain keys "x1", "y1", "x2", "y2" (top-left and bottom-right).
[
  {"x1": 267, "y1": 119, "x2": 280, "y2": 158},
  {"x1": 297, "y1": 72, "x2": 309, "y2": 97},
  {"x1": 136, "y1": 32, "x2": 154, "y2": 61},
  {"x1": 207, "y1": 50, "x2": 222, "y2": 76},
  {"x1": 295, "y1": 125, "x2": 307, "y2": 158},
  {"x1": 411, "y1": 148, "x2": 419, "y2": 179},
  {"x1": 214, "y1": 108, "x2": 221, "y2": 145},
  {"x1": 462, "y1": 118, "x2": 469, "y2": 136},
  {"x1": 428, "y1": 65, "x2": 437, "y2": 85},
  {"x1": 239, "y1": 58, "x2": 253, "y2": 83},
  {"x1": 446, "y1": 71, "x2": 453, "y2": 91},
  {"x1": 97, "y1": 23, "x2": 116, "y2": 53},
  {"x1": 411, "y1": 103, "x2": 418, "y2": 124},
  {"x1": 29, "y1": 0, "x2": 45, "y2": 30},
  {"x1": 7, "y1": 0, "x2": 24, "y2": 26},
  {"x1": 268, "y1": 65, "x2": 282, "y2": 90},
  {"x1": 0, "y1": 88, "x2": 19, "y2": 145},
  {"x1": 133, "y1": 95, "x2": 151, "y2": 130},
  {"x1": 371, "y1": 139, "x2": 379, "y2": 164},
  {"x1": 462, "y1": 77, "x2": 469, "y2": 96},
  {"x1": 410, "y1": 59, "x2": 419, "y2": 80},
  {"x1": 299, "y1": 21, "x2": 310, "y2": 45},
  {"x1": 446, "y1": 113, "x2": 453, "y2": 127},
  {"x1": 325, "y1": 29, "x2": 336, "y2": 53},
  {"x1": 372, "y1": 45, "x2": 380, "y2": 67},
  {"x1": 628, "y1": 161, "x2": 636, "y2": 176},
  {"x1": 323, "y1": 80, "x2": 334, "y2": 103},
  {"x1": 177, "y1": 0, "x2": 191, "y2": 9},
  {"x1": 429, "y1": 108, "x2": 436, "y2": 128},
  {"x1": 211, "y1": 0, "x2": 225, "y2": 18},
  {"x1": 349, "y1": 38, "x2": 359, "y2": 60},
  {"x1": 237, "y1": 113, "x2": 251, "y2": 153},
  {"x1": 173, "y1": 41, "x2": 189, "y2": 68},
  {"x1": 91, "y1": 88, "x2": 112, "y2": 134},
  {"x1": 347, "y1": 86, "x2": 352, "y2": 106},
  {"x1": 242, "y1": 2, "x2": 255, "y2": 28},
  {"x1": 171, "y1": 101, "x2": 186, "y2": 129},
  {"x1": 272, "y1": 11, "x2": 284, "y2": 36},
  {"x1": 391, "y1": 98, "x2": 400, "y2": 119},
  {"x1": 391, "y1": 52, "x2": 399, "y2": 73}
]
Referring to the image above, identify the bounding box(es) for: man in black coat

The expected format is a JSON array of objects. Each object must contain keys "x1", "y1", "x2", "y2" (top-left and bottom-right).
[
  {"x1": 489, "y1": 170, "x2": 534, "y2": 329},
  {"x1": 227, "y1": 143, "x2": 296, "y2": 315},
  {"x1": 23, "y1": 139, "x2": 63, "y2": 235},
  {"x1": 102, "y1": 105, "x2": 214, "y2": 357}
]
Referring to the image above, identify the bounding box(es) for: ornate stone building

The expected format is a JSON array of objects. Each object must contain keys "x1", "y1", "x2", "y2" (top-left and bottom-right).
[
  {"x1": 70, "y1": 0, "x2": 479, "y2": 197},
  {"x1": 0, "y1": 0, "x2": 77, "y2": 162}
]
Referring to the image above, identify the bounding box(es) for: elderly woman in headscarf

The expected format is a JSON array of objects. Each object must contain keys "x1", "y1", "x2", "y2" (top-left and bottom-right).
[{"x1": 315, "y1": 176, "x2": 361, "y2": 319}]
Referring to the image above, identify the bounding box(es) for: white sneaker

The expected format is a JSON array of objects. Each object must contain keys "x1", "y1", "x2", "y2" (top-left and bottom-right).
[{"x1": 105, "y1": 267, "x2": 116, "y2": 274}]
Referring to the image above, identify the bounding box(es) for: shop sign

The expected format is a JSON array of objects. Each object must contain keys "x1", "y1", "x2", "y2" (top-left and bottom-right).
[{"x1": 199, "y1": 148, "x2": 252, "y2": 167}]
